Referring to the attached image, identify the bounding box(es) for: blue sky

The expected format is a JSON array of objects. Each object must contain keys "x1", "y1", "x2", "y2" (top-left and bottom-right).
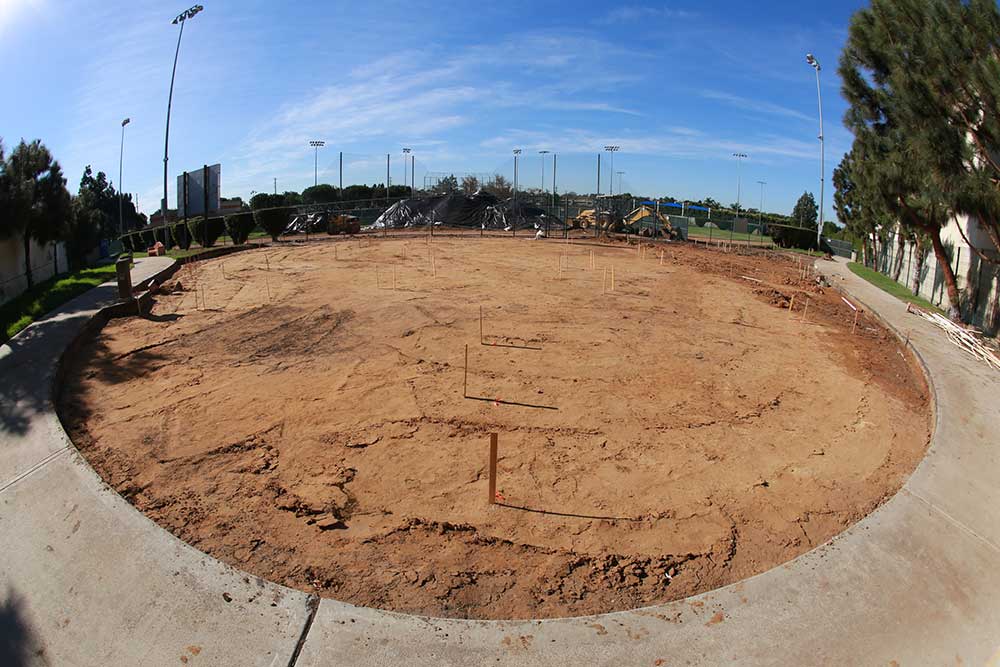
[{"x1": 0, "y1": 0, "x2": 863, "y2": 220}]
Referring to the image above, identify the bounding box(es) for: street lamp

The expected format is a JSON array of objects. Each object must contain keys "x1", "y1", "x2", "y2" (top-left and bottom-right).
[
  {"x1": 119, "y1": 117, "x2": 130, "y2": 237},
  {"x1": 806, "y1": 53, "x2": 824, "y2": 247},
  {"x1": 757, "y1": 180, "x2": 767, "y2": 237},
  {"x1": 161, "y1": 4, "x2": 204, "y2": 220},
  {"x1": 604, "y1": 145, "x2": 620, "y2": 196},
  {"x1": 309, "y1": 140, "x2": 325, "y2": 187}
]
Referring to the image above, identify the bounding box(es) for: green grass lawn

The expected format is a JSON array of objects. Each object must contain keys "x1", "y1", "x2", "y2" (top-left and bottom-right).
[
  {"x1": 687, "y1": 226, "x2": 772, "y2": 244},
  {"x1": 847, "y1": 262, "x2": 945, "y2": 314},
  {"x1": 1, "y1": 263, "x2": 120, "y2": 342}
]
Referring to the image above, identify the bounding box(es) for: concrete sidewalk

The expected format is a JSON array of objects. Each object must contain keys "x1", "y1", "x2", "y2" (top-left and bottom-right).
[
  {"x1": 0, "y1": 256, "x2": 312, "y2": 667},
  {"x1": 2, "y1": 252, "x2": 997, "y2": 666}
]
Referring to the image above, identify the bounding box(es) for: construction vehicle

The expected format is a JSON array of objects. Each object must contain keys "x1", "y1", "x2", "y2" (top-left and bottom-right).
[{"x1": 327, "y1": 214, "x2": 361, "y2": 235}]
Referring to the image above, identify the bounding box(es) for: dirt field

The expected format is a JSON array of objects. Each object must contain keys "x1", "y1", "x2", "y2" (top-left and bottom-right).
[{"x1": 58, "y1": 235, "x2": 931, "y2": 620}]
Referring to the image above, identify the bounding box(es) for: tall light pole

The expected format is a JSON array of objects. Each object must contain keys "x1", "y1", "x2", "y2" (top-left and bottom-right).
[
  {"x1": 732, "y1": 152, "x2": 747, "y2": 242},
  {"x1": 309, "y1": 140, "x2": 325, "y2": 187},
  {"x1": 757, "y1": 180, "x2": 767, "y2": 237},
  {"x1": 732, "y1": 152, "x2": 748, "y2": 218},
  {"x1": 806, "y1": 53, "x2": 825, "y2": 247},
  {"x1": 513, "y1": 149, "x2": 521, "y2": 233},
  {"x1": 162, "y1": 4, "x2": 203, "y2": 220},
  {"x1": 118, "y1": 117, "x2": 130, "y2": 237},
  {"x1": 402, "y1": 148, "x2": 412, "y2": 196},
  {"x1": 604, "y1": 145, "x2": 620, "y2": 196},
  {"x1": 616, "y1": 171, "x2": 625, "y2": 197},
  {"x1": 538, "y1": 150, "x2": 549, "y2": 192}
]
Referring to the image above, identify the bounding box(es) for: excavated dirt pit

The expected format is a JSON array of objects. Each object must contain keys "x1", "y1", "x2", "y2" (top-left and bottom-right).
[{"x1": 59, "y1": 236, "x2": 931, "y2": 619}]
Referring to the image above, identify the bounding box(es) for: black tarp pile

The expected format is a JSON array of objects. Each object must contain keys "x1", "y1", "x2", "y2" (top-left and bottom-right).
[{"x1": 370, "y1": 192, "x2": 563, "y2": 231}]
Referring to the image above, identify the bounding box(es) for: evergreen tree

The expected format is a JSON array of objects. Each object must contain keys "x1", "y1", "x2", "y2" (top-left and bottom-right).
[
  {"x1": 0, "y1": 140, "x2": 71, "y2": 288},
  {"x1": 791, "y1": 192, "x2": 818, "y2": 228},
  {"x1": 839, "y1": 0, "x2": 961, "y2": 319}
]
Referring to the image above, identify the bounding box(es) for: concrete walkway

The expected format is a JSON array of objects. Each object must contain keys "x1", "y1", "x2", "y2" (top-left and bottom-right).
[{"x1": 2, "y1": 253, "x2": 997, "y2": 666}]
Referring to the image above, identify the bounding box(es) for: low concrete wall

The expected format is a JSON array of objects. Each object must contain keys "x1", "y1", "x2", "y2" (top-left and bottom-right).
[{"x1": 0, "y1": 235, "x2": 68, "y2": 305}]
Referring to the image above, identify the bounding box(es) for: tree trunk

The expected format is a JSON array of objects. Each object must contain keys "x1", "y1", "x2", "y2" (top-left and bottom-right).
[
  {"x1": 52, "y1": 241, "x2": 58, "y2": 277},
  {"x1": 23, "y1": 232, "x2": 33, "y2": 290},
  {"x1": 929, "y1": 227, "x2": 962, "y2": 321},
  {"x1": 913, "y1": 243, "x2": 925, "y2": 296},
  {"x1": 891, "y1": 232, "x2": 905, "y2": 282}
]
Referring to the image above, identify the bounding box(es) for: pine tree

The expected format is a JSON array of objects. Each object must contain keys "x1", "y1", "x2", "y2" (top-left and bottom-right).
[
  {"x1": 839, "y1": 0, "x2": 961, "y2": 319},
  {"x1": 791, "y1": 192, "x2": 818, "y2": 228}
]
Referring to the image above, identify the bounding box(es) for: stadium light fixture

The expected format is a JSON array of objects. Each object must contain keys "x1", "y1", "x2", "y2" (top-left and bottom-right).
[
  {"x1": 162, "y1": 4, "x2": 204, "y2": 220},
  {"x1": 757, "y1": 180, "x2": 767, "y2": 235},
  {"x1": 538, "y1": 150, "x2": 549, "y2": 191},
  {"x1": 805, "y1": 53, "x2": 825, "y2": 247}
]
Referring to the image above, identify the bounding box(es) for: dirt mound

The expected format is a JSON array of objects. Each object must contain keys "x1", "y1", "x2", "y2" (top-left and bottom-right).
[{"x1": 59, "y1": 237, "x2": 930, "y2": 619}]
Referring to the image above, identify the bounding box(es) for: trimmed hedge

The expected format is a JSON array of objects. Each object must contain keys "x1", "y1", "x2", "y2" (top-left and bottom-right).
[
  {"x1": 187, "y1": 216, "x2": 225, "y2": 248},
  {"x1": 172, "y1": 221, "x2": 192, "y2": 250},
  {"x1": 254, "y1": 207, "x2": 290, "y2": 241},
  {"x1": 224, "y1": 212, "x2": 256, "y2": 245}
]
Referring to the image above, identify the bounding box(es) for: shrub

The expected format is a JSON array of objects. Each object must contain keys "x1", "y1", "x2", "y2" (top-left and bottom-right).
[
  {"x1": 186, "y1": 216, "x2": 225, "y2": 248},
  {"x1": 254, "y1": 207, "x2": 290, "y2": 242},
  {"x1": 140, "y1": 230, "x2": 156, "y2": 249},
  {"x1": 224, "y1": 212, "x2": 256, "y2": 245},
  {"x1": 172, "y1": 222, "x2": 192, "y2": 250}
]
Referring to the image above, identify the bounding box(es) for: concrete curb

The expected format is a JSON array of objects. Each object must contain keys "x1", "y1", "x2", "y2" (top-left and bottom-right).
[{"x1": 2, "y1": 248, "x2": 998, "y2": 666}]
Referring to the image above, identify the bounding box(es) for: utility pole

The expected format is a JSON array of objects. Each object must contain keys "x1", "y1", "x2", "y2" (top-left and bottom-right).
[
  {"x1": 309, "y1": 140, "x2": 325, "y2": 187},
  {"x1": 806, "y1": 53, "x2": 825, "y2": 247},
  {"x1": 162, "y1": 4, "x2": 203, "y2": 220},
  {"x1": 273, "y1": 177, "x2": 277, "y2": 195}
]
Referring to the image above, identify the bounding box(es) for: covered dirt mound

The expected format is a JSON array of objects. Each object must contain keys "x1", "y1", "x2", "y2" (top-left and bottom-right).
[{"x1": 58, "y1": 238, "x2": 930, "y2": 619}]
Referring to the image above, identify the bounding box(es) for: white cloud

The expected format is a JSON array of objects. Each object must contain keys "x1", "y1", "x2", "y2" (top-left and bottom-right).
[
  {"x1": 597, "y1": 5, "x2": 697, "y2": 24},
  {"x1": 699, "y1": 90, "x2": 813, "y2": 122}
]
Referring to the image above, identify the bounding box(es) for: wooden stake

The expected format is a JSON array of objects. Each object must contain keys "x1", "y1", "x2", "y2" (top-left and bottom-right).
[
  {"x1": 376, "y1": 265, "x2": 380, "y2": 289},
  {"x1": 265, "y1": 254, "x2": 270, "y2": 271},
  {"x1": 611, "y1": 265, "x2": 616, "y2": 291},
  {"x1": 464, "y1": 343, "x2": 469, "y2": 397},
  {"x1": 264, "y1": 274, "x2": 271, "y2": 302},
  {"x1": 602, "y1": 267, "x2": 607, "y2": 294},
  {"x1": 802, "y1": 298, "x2": 810, "y2": 322},
  {"x1": 480, "y1": 305, "x2": 484, "y2": 343},
  {"x1": 852, "y1": 309, "x2": 860, "y2": 335},
  {"x1": 788, "y1": 294, "x2": 795, "y2": 316},
  {"x1": 488, "y1": 433, "x2": 498, "y2": 505},
  {"x1": 432, "y1": 254, "x2": 437, "y2": 277}
]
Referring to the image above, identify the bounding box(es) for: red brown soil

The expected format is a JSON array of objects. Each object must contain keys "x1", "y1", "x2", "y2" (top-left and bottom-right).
[{"x1": 58, "y1": 236, "x2": 931, "y2": 620}]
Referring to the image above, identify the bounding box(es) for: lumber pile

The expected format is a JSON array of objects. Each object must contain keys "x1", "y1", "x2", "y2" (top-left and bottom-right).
[{"x1": 906, "y1": 303, "x2": 1000, "y2": 371}]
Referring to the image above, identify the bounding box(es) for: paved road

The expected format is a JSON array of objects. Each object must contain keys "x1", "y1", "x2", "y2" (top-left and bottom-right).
[{"x1": 1, "y1": 253, "x2": 997, "y2": 666}]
